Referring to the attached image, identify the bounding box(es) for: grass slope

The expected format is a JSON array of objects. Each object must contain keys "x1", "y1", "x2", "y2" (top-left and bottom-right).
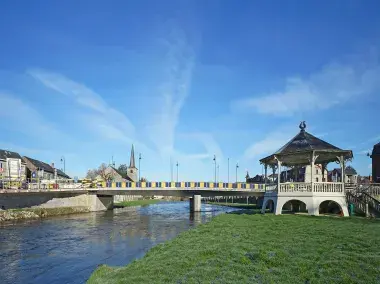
[
  {"x1": 88, "y1": 214, "x2": 380, "y2": 284},
  {"x1": 207, "y1": 202, "x2": 259, "y2": 210},
  {"x1": 114, "y1": 199, "x2": 161, "y2": 207}
]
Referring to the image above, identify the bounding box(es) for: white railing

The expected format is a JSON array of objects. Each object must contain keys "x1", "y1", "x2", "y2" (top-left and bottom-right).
[
  {"x1": 313, "y1": 182, "x2": 344, "y2": 193},
  {"x1": 265, "y1": 184, "x2": 278, "y2": 192},
  {"x1": 279, "y1": 182, "x2": 312, "y2": 193}
]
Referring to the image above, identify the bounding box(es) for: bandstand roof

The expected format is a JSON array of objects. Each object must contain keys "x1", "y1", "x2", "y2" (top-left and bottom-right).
[{"x1": 259, "y1": 122, "x2": 353, "y2": 166}]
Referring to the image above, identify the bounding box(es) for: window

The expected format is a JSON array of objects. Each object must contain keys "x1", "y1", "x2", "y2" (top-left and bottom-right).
[
  {"x1": 316, "y1": 177, "x2": 319, "y2": 182},
  {"x1": 316, "y1": 169, "x2": 319, "y2": 174}
]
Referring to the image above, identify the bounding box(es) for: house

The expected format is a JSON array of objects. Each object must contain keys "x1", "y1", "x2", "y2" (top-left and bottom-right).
[
  {"x1": 245, "y1": 172, "x2": 268, "y2": 184},
  {"x1": 328, "y1": 166, "x2": 358, "y2": 184},
  {"x1": 0, "y1": 149, "x2": 27, "y2": 181},
  {"x1": 265, "y1": 164, "x2": 328, "y2": 183},
  {"x1": 22, "y1": 156, "x2": 70, "y2": 181}
]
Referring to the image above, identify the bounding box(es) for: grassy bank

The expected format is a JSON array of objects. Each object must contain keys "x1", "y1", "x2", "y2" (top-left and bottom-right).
[
  {"x1": 88, "y1": 213, "x2": 380, "y2": 284},
  {"x1": 114, "y1": 199, "x2": 161, "y2": 208},
  {"x1": 0, "y1": 206, "x2": 90, "y2": 222},
  {"x1": 206, "y1": 201, "x2": 259, "y2": 210}
]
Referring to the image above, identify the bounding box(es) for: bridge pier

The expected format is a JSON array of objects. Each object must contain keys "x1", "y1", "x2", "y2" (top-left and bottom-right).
[
  {"x1": 87, "y1": 193, "x2": 114, "y2": 211},
  {"x1": 189, "y1": 195, "x2": 201, "y2": 212}
]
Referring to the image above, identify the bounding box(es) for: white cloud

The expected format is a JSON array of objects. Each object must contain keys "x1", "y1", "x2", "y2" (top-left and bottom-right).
[
  {"x1": 146, "y1": 27, "x2": 195, "y2": 157},
  {"x1": 243, "y1": 128, "x2": 294, "y2": 160},
  {"x1": 29, "y1": 69, "x2": 136, "y2": 143},
  {"x1": 232, "y1": 60, "x2": 380, "y2": 116}
]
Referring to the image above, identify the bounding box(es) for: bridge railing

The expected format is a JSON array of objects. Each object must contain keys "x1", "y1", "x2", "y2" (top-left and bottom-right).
[{"x1": 1, "y1": 181, "x2": 267, "y2": 191}]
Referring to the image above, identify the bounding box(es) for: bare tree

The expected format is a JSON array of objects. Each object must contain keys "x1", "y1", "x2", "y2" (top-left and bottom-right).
[
  {"x1": 86, "y1": 169, "x2": 99, "y2": 180},
  {"x1": 98, "y1": 163, "x2": 114, "y2": 182}
]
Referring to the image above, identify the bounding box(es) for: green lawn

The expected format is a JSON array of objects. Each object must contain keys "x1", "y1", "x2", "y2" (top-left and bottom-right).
[
  {"x1": 88, "y1": 213, "x2": 380, "y2": 284},
  {"x1": 114, "y1": 199, "x2": 161, "y2": 208},
  {"x1": 206, "y1": 202, "x2": 259, "y2": 210}
]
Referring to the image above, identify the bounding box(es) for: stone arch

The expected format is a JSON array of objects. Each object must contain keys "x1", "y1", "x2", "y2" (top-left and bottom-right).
[
  {"x1": 319, "y1": 200, "x2": 343, "y2": 215},
  {"x1": 263, "y1": 199, "x2": 275, "y2": 213},
  {"x1": 281, "y1": 199, "x2": 308, "y2": 214}
]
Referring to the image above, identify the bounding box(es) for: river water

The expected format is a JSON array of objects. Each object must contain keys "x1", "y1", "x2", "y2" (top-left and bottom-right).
[{"x1": 0, "y1": 202, "x2": 235, "y2": 284}]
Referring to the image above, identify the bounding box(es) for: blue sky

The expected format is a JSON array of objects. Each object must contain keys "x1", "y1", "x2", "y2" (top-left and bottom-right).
[{"x1": 0, "y1": 0, "x2": 379, "y2": 180}]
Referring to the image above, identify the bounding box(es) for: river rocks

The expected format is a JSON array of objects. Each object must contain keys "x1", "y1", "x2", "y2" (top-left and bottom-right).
[
  {"x1": 0, "y1": 206, "x2": 90, "y2": 222},
  {"x1": 0, "y1": 210, "x2": 39, "y2": 222}
]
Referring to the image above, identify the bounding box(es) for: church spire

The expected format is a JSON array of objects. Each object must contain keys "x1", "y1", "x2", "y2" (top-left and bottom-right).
[{"x1": 129, "y1": 144, "x2": 136, "y2": 168}]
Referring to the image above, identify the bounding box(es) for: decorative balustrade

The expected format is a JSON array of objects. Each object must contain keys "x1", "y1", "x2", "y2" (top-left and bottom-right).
[
  {"x1": 265, "y1": 184, "x2": 278, "y2": 192},
  {"x1": 313, "y1": 182, "x2": 344, "y2": 193},
  {"x1": 279, "y1": 182, "x2": 312, "y2": 193},
  {"x1": 267, "y1": 182, "x2": 346, "y2": 194}
]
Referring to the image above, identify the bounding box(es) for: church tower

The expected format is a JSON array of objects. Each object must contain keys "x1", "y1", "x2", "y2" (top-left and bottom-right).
[{"x1": 127, "y1": 144, "x2": 138, "y2": 182}]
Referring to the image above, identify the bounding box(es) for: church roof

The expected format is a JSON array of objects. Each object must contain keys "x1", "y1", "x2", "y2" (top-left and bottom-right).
[
  {"x1": 129, "y1": 144, "x2": 136, "y2": 168},
  {"x1": 260, "y1": 122, "x2": 353, "y2": 166}
]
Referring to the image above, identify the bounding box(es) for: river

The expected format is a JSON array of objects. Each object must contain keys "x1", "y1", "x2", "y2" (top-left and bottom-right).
[{"x1": 0, "y1": 201, "x2": 235, "y2": 284}]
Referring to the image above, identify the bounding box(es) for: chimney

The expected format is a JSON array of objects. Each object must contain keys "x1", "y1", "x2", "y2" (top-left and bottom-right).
[{"x1": 51, "y1": 163, "x2": 55, "y2": 168}]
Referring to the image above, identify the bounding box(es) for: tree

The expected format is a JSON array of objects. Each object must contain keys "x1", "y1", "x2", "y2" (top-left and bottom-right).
[
  {"x1": 86, "y1": 169, "x2": 99, "y2": 180},
  {"x1": 98, "y1": 163, "x2": 114, "y2": 182},
  {"x1": 86, "y1": 163, "x2": 114, "y2": 181},
  {"x1": 140, "y1": 177, "x2": 148, "y2": 182},
  {"x1": 118, "y1": 164, "x2": 128, "y2": 175}
]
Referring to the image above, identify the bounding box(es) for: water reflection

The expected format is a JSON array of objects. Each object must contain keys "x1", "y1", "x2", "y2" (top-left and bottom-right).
[{"x1": 0, "y1": 201, "x2": 235, "y2": 284}]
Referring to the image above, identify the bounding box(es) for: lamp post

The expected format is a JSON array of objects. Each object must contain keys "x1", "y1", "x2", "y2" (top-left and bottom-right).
[
  {"x1": 176, "y1": 161, "x2": 179, "y2": 182},
  {"x1": 217, "y1": 164, "x2": 219, "y2": 182},
  {"x1": 227, "y1": 158, "x2": 230, "y2": 183},
  {"x1": 60, "y1": 156, "x2": 65, "y2": 173},
  {"x1": 236, "y1": 163, "x2": 239, "y2": 184},
  {"x1": 213, "y1": 155, "x2": 216, "y2": 183},
  {"x1": 139, "y1": 153, "x2": 141, "y2": 181}
]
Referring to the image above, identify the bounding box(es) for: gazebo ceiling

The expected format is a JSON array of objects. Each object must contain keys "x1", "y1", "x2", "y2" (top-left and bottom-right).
[{"x1": 259, "y1": 122, "x2": 353, "y2": 166}]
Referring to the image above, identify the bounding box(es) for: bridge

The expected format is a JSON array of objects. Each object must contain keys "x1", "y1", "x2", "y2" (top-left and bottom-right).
[{"x1": 0, "y1": 182, "x2": 266, "y2": 212}]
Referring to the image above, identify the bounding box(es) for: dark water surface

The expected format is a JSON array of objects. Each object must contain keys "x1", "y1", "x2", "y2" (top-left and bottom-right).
[{"x1": 0, "y1": 202, "x2": 235, "y2": 284}]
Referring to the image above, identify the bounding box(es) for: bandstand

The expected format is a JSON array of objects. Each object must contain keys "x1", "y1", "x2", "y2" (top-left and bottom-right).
[{"x1": 260, "y1": 122, "x2": 353, "y2": 216}]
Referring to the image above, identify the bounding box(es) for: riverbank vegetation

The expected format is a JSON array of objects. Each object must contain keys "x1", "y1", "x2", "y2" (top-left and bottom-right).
[
  {"x1": 114, "y1": 199, "x2": 162, "y2": 208},
  {"x1": 206, "y1": 201, "x2": 259, "y2": 210},
  {"x1": 0, "y1": 206, "x2": 90, "y2": 222},
  {"x1": 88, "y1": 213, "x2": 380, "y2": 284}
]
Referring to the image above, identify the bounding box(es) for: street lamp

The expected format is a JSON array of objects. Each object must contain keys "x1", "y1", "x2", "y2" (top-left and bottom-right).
[
  {"x1": 60, "y1": 156, "x2": 65, "y2": 173},
  {"x1": 139, "y1": 153, "x2": 141, "y2": 181},
  {"x1": 176, "y1": 161, "x2": 179, "y2": 182},
  {"x1": 217, "y1": 164, "x2": 219, "y2": 182},
  {"x1": 213, "y1": 155, "x2": 216, "y2": 183},
  {"x1": 236, "y1": 163, "x2": 239, "y2": 184},
  {"x1": 227, "y1": 158, "x2": 230, "y2": 183}
]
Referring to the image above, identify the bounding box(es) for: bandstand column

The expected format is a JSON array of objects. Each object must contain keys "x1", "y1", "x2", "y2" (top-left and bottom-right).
[
  {"x1": 275, "y1": 156, "x2": 282, "y2": 191},
  {"x1": 264, "y1": 164, "x2": 268, "y2": 190}
]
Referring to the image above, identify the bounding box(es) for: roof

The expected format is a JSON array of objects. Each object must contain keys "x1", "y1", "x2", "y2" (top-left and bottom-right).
[
  {"x1": 0, "y1": 149, "x2": 23, "y2": 161},
  {"x1": 129, "y1": 144, "x2": 136, "y2": 168},
  {"x1": 56, "y1": 169, "x2": 70, "y2": 179},
  {"x1": 110, "y1": 167, "x2": 134, "y2": 182},
  {"x1": 23, "y1": 156, "x2": 54, "y2": 173},
  {"x1": 329, "y1": 166, "x2": 357, "y2": 176},
  {"x1": 260, "y1": 122, "x2": 353, "y2": 166},
  {"x1": 373, "y1": 142, "x2": 380, "y2": 156},
  {"x1": 345, "y1": 166, "x2": 357, "y2": 175}
]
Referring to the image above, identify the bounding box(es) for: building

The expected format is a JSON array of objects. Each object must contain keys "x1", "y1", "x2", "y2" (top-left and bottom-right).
[
  {"x1": 279, "y1": 164, "x2": 328, "y2": 183},
  {"x1": 126, "y1": 144, "x2": 138, "y2": 182},
  {"x1": 0, "y1": 149, "x2": 26, "y2": 181},
  {"x1": 22, "y1": 156, "x2": 70, "y2": 181},
  {"x1": 328, "y1": 166, "x2": 358, "y2": 184},
  {"x1": 370, "y1": 142, "x2": 380, "y2": 183},
  {"x1": 99, "y1": 145, "x2": 139, "y2": 183}
]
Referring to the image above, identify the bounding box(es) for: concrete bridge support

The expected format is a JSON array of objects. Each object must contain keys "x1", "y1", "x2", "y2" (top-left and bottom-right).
[
  {"x1": 87, "y1": 194, "x2": 114, "y2": 211},
  {"x1": 189, "y1": 195, "x2": 201, "y2": 212}
]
